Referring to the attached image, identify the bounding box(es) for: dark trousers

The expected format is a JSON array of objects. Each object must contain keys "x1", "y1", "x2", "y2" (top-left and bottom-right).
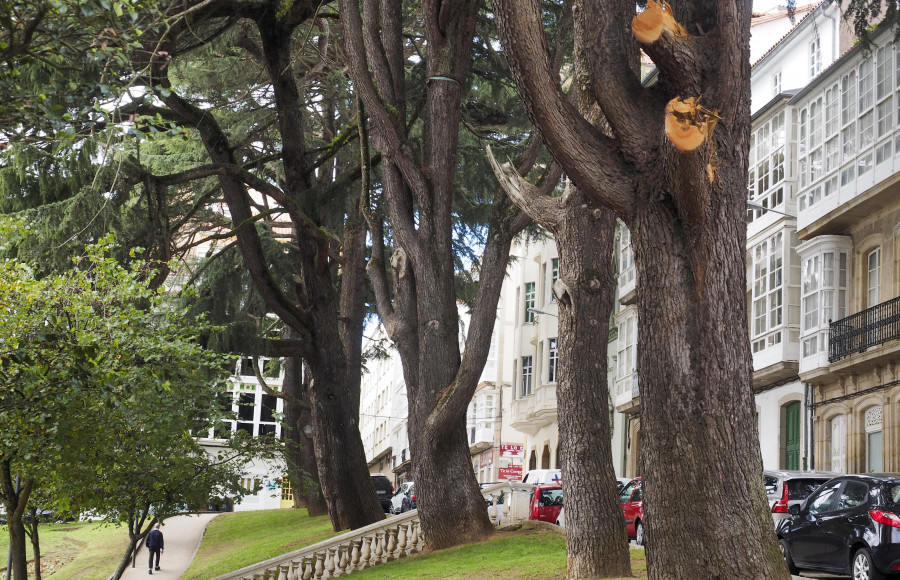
[{"x1": 148, "y1": 548, "x2": 161, "y2": 569}]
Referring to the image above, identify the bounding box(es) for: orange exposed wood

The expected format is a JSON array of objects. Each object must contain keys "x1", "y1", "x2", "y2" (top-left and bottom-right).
[
  {"x1": 664, "y1": 96, "x2": 721, "y2": 152},
  {"x1": 632, "y1": 0, "x2": 688, "y2": 44}
]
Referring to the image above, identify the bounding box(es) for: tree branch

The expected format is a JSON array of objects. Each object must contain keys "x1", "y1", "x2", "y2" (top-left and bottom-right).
[{"x1": 492, "y1": 0, "x2": 635, "y2": 217}]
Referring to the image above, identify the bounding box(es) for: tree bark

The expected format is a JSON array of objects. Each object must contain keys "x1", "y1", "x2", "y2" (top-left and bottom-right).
[
  {"x1": 555, "y1": 195, "x2": 630, "y2": 578},
  {"x1": 492, "y1": 0, "x2": 790, "y2": 577},
  {"x1": 281, "y1": 357, "x2": 327, "y2": 516}
]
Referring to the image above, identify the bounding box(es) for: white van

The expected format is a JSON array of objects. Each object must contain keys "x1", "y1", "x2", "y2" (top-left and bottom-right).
[{"x1": 521, "y1": 469, "x2": 562, "y2": 485}]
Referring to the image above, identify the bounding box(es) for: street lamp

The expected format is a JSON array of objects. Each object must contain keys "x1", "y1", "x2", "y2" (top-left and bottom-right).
[
  {"x1": 747, "y1": 200, "x2": 795, "y2": 218},
  {"x1": 527, "y1": 307, "x2": 558, "y2": 318}
]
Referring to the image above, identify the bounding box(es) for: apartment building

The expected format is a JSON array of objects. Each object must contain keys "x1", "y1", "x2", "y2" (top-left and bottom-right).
[{"x1": 505, "y1": 236, "x2": 629, "y2": 478}]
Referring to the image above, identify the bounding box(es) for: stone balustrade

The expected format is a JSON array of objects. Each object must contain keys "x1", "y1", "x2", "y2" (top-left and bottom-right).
[
  {"x1": 211, "y1": 483, "x2": 535, "y2": 580},
  {"x1": 209, "y1": 510, "x2": 423, "y2": 580}
]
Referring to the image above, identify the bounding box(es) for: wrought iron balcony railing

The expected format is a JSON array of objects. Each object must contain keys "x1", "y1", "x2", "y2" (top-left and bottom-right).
[{"x1": 829, "y1": 295, "x2": 900, "y2": 363}]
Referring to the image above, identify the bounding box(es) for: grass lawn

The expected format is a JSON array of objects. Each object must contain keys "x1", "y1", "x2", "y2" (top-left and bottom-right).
[
  {"x1": 348, "y1": 525, "x2": 647, "y2": 580},
  {"x1": 181, "y1": 509, "x2": 338, "y2": 580},
  {"x1": 0, "y1": 521, "x2": 131, "y2": 579}
]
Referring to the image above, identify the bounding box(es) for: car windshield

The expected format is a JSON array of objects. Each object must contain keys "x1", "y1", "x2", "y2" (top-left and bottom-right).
[{"x1": 787, "y1": 479, "x2": 830, "y2": 500}]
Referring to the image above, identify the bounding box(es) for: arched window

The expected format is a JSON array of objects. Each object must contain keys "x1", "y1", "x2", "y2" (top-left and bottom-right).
[
  {"x1": 866, "y1": 406, "x2": 883, "y2": 472},
  {"x1": 541, "y1": 445, "x2": 551, "y2": 469},
  {"x1": 529, "y1": 450, "x2": 537, "y2": 471}
]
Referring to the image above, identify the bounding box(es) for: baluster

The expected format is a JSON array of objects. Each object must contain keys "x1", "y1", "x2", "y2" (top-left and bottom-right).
[
  {"x1": 267, "y1": 569, "x2": 278, "y2": 580},
  {"x1": 324, "y1": 548, "x2": 336, "y2": 579},
  {"x1": 349, "y1": 540, "x2": 361, "y2": 571},
  {"x1": 385, "y1": 528, "x2": 398, "y2": 562},
  {"x1": 279, "y1": 564, "x2": 290, "y2": 580},
  {"x1": 301, "y1": 556, "x2": 314, "y2": 580},
  {"x1": 412, "y1": 520, "x2": 423, "y2": 553},
  {"x1": 374, "y1": 531, "x2": 385, "y2": 564},
  {"x1": 336, "y1": 545, "x2": 349, "y2": 576},
  {"x1": 314, "y1": 552, "x2": 325, "y2": 579},
  {"x1": 360, "y1": 536, "x2": 372, "y2": 569},
  {"x1": 290, "y1": 560, "x2": 302, "y2": 580},
  {"x1": 396, "y1": 523, "x2": 408, "y2": 558}
]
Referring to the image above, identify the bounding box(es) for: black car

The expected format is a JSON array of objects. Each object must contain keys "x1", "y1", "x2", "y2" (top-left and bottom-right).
[
  {"x1": 776, "y1": 474, "x2": 900, "y2": 579},
  {"x1": 371, "y1": 473, "x2": 394, "y2": 512}
]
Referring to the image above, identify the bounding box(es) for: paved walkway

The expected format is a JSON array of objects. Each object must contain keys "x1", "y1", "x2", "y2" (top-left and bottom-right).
[{"x1": 120, "y1": 513, "x2": 221, "y2": 579}]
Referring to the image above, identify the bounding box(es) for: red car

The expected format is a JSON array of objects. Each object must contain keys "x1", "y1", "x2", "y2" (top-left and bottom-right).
[
  {"x1": 619, "y1": 477, "x2": 645, "y2": 546},
  {"x1": 528, "y1": 483, "x2": 564, "y2": 523}
]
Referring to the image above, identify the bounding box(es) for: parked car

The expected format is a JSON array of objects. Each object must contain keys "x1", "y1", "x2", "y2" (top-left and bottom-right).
[
  {"x1": 619, "y1": 477, "x2": 645, "y2": 546},
  {"x1": 390, "y1": 482, "x2": 416, "y2": 514},
  {"x1": 371, "y1": 473, "x2": 394, "y2": 512},
  {"x1": 776, "y1": 473, "x2": 900, "y2": 579},
  {"x1": 616, "y1": 477, "x2": 631, "y2": 494},
  {"x1": 522, "y1": 469, "x2": 562, "y2": 485},
  {"x1": 528, "y1": 483, "x2": 563, "y2": 524},
  {"x1": 764, "y1": 469, "x2": 840, "y2": 525}
]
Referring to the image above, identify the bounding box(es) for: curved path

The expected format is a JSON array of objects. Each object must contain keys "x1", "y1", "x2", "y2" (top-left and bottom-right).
[{"x1": 120, "y1": 513, "x2": 220, "y2": 579}]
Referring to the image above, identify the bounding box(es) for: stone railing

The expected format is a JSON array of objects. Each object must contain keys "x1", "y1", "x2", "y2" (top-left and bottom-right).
[
  {"x1": 209, "y1": 510, "x2": 423, "y2": 580},
  {"x1": 212, "y1": 483, "x2": 536, "y2": 580},
  {"x1": 482, "y1": 481, "x2": 536, "y2": 526}
]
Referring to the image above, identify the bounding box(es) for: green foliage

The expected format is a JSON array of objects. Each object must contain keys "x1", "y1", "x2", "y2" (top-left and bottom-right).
[{"x1": 0, "y1": 230, "x2": 253, "y2": 543}]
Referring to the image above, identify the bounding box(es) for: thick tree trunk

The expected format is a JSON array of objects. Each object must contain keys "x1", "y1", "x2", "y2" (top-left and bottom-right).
[
  {"x1": 282, "y1": 357, "x2": 327, "y2": 516},
  {"x1": 555, "y1": 193, "x2": 631, "y2": 578},
  {"x1": 631, "y1": 179, "x2": 786, "y2": 578},
  {"x1": 409, "y1": 400, "x2": 496, "y2": 550}
]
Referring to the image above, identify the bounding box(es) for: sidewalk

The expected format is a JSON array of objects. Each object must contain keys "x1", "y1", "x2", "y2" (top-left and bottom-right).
[{"x1": 120, "y1": 513, "x2": 221, "y2": 579}]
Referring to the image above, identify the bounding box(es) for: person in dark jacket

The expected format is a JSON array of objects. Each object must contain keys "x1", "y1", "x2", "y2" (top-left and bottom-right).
[{"x1": 146, "y1": 522, "x2": 164, "y2": 574}]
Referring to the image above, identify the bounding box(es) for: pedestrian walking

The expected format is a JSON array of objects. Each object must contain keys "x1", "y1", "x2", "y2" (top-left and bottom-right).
[{"x1": 146, "y1": 522, "x2": 164, "y2": 574}]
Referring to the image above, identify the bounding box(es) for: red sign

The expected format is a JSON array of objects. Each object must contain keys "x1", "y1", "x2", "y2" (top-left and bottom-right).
[
  {"x1": 500, "y1": 444, "x2": 523, "y2": 458},
  {"x1": 498, "y1": 465, "x2": 523, "y2": 480},
  {"x1": 480, "y1": 450, "x2": 494, "y2": 468}
]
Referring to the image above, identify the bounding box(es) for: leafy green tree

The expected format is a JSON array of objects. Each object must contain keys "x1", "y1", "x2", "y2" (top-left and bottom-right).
[{"x1": 0, "y1": 232, "x2": 244, "y2": 580}]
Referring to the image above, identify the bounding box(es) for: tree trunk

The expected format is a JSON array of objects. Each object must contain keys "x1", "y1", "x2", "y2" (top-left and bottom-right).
[
  {"x1": 25, "y1": 514, "x2": 41, "y2": 580},
  {"x1": 0, "y1": 464, "x2": 31, "y2": 580},
  {"x1": 282, "y1": 356, "x2": 327, "y2": 516},
  {"x1": 408, "y1": 370, "x2": 497, "y2": 550},
  {"x1": 632, "y1": 183, "x2": 785, "y2": 579},
  {"x1": 5, "y1": 514, "x2": 27, "y2": 580},
  {"x1": 555, "y1": 193, "x2": 631, "y2": 578},
  {"x1": 110, "y1": 534, "x2": 141, "y2": 580}
]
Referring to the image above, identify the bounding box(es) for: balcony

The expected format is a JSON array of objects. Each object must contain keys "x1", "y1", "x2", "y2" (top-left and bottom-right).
[
  {"x1": 509, "y1": 382, "x2": 558, "y2": 435},
  {"x1": 614, "y1": 373, "x2": 641, "y2": 415},
  {"x1": 829, "y1": 295, "x2": 900, "y2": 363}
]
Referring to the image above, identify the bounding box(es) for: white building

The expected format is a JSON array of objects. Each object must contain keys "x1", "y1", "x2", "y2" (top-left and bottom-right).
[
  {"x1": 198, "y1": 356, "x2": 290, "y2": 511},
  {"x1": 505, "y1": 235, "x2": 630, "y2": 478}
]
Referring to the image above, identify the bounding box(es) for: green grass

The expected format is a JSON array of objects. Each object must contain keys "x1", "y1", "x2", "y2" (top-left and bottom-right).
[
  {"x1": 348, "y1": 526, "x2": 647, "y2": 580},
  {"x1": 0, "y1": 521, "x2": 131, "y2": 579},
  {"x1": 181, "y1": 509, "x2": 338, "y2": 580}
]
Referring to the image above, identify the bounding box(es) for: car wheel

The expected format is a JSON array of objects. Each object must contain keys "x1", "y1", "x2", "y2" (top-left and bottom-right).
[
  {"x1": 635, "y1": 522, "x2": 645, "y2": 546},
  {"x1": 853, "y1": 548, "x2": 886, "y2": 580},
  {"x1": 778, "y1": 539, "x2": 799, "y2": 575}
]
